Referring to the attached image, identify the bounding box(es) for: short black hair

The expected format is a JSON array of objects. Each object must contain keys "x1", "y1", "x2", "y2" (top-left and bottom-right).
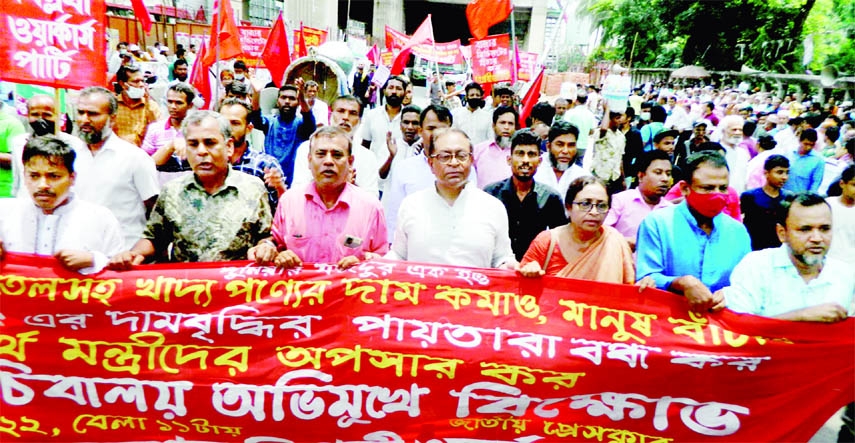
[
  {"x1": 800, "y1": 128, "x2": 818, "y2": 142},
  {"x1": 384, "y1": 75, "x2": 409, "y2": 91},
  {"x1": 22, "y1": 135, "x2": 76, "y2": 173},
  {"x1": 173, "y1": 58, "x2": 188, "y2": 68},
  {"x1": 841, "y1": 164, "x2": 855, "y2": 183},
  {"x1": 636, "y1": 149, "x2": 672, "y2": 177},
  {"x1": 233, "y1": 60, "x2": 247, "y2": 71},
  {"x1": 685, "y1": 150, "x2": 728, "y2": 185},
  {"x1": 548, "y1": 120, "x2": 579, "y2": 143},
  {"x1": 493, "y1": 105, "x2": 519, "y2": 126},
  {"x1": 777, "y1": 192, "x2": 829, "y2": 226},
  {"x1": 764, "y1": 154, "x2": 789, "y2": 171},
  {"x1": 279, "y1": 84, "x2": 299, "y2": 95},
  {"x1": 530, "y1": 102, "x2": 555, "y2": 125},
  {"x1": 510, "y1": 129, "x2": 540, "y2": 150},
  {"x1": 825, "y1": 126, "x2": 840, "y2": 143},
  {"x1": 758, "y1": 135, "x2": 777, "y2": 151},
  {"x1": 650, "y1": 105, "x2": 667, "y2": 123},
  {"x1": 420, "y1": 104, "x2": 453, "y2": 126},
  {"x1": 117, "y1": 65, "x2": 142, "y2": 83},
  {"x1": 168, "y1": 83, "x2": 196, "y2": 104},
  {"x1": 331, "y1": 95, "x2": 363, "y2": 117},
  {"x1": 464, "y1": 82, "x2": 483, "y2": 95},
  {"x1": 401, "y1": 105, "x2": 422, "y2": 119},
  {"x1": 742, "y1": 120, "x2": 757, "y2": 137}
]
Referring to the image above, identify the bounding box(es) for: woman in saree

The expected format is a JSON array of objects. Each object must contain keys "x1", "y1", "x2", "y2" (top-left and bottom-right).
[{"x1": 518, "y1": 176, "x2": 635, "y2": 284}]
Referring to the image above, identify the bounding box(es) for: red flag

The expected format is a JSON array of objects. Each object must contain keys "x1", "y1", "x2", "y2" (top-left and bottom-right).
[
  {"x1": 190, "y1": 42, "x2": 212, "y2": 108},
  {"x1": 261, "y1": 12, "x2": 291, "y2": 88},
  {"x1": 130, "y1": 0, "x2": 153, "y2": 34},
  {"x1": 202, "y1": 0, "x2": 243, "y2": 66},
  {"x1": 390, "y1": 15, "x2": 434, "y2": 75},
  {"x1": 519, "y1": 69, "x2": 545, "y2": 128},
  {"x1": 466, "y1": 0, "x2": 512, "y2": 40},
  {"x1": 296, "y1": 22, "x2": 307, "y2": 58},
  {"x1": 511, "y1": 41, "x2": 520, "y2": 84},
  {"x1": 366, "y1": 44, "x2": 380, "y2": 66}
]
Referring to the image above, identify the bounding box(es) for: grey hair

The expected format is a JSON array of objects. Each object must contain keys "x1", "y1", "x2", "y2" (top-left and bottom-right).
[
  {"x1": 181, "y1": 110, "x2": 232, "y2": 140},
  {"x1": 79, "y1": 86, "x2": 118, "y2": 115}
]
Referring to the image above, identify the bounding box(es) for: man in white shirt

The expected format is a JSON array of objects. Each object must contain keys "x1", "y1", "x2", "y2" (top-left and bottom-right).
[
  {"x1": 11, "y1": 94, "x2": 89, "y2": 198},
  {"x1": 73, "y1": 86, "x2": 160, "y2": 249},
  {"x1": 718, "y1": 115, "x2": 751, "y2": 193},
  {"x1": 533, "y1": 120, "x2": 588, "y2": 202},
  {"x1": 451, "y1": 82, "x2": 493, "y2": 145},
  {"x1": 827, "y1": 165, "x2": 855, "y2": 263},
  {"x1": 0, "y1": 136, "x2": 123, "y2": 274},
  {"x1": 378, "y1": 105, "x2": 422, "y2": 184},
  {"x1": 563, "y1": 91, "x2": 597, "y2": 167},
  {"x1": 305, "y1": 80, "x2": 330, "y2": 127},
  {"x1": 291, "y1": 95, "x2": 379, "y2": 197},
  {"x1": 359, "y1": 76, "x2": 407, "y2": 166},
  {"x1": 387, "y1": 128, "x2": 516, "y2": 269}
]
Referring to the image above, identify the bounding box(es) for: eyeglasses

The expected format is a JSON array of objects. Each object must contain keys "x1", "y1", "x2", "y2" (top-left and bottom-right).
[
  {"x1": 572, "y1": 201, "x2": 610, "y2": 213},
  {"x1": 430, "y1": 152, "x2": 471, "y2": 164}
]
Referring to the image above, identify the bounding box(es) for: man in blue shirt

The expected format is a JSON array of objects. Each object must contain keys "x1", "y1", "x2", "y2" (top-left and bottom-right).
[
  {"x1": 265, "y1": 78, "x2": 316, "y2": 188},
  {"x1": 783, "y1": 128, "x2": 823, "y2": 193},
  {"x1": 637, "y1": 150, "x2": 751, "y2": 313},
  {"x1": 740, "y1": 154, "x2": 790, "y2": 250}
]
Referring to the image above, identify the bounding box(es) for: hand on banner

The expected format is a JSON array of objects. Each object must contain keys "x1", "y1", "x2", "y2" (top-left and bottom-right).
[
  {"x1": 636, "y1": 276, "x2": 656, "y2": 292},
  {"x1": 516, "y1": 261, "x2": 545, "y2": 278},
  {"x1": 777, "y1": 302, "x2": 848, "y2": 323},
  {"x1": 54, "y1": 250, "x2": 94, "y2": 271},
  {"x1": 274, "y1": 250, "x2": 303, "y2": 269},
  {"x1": 108, "y1": 251, "x2": 146, "y2": 270},
  {"x1": 337, "y1": 255, "x2": 360, "y2": 270},
  {"x1": 248, "y1": 239, "x2": 278, "y2": 265},
  {"x1": 672, "y1": 275, "x2": 717, "y2": 313}
]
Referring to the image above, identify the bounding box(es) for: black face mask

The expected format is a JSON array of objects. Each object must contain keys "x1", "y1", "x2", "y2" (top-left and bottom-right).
[
  {"x1": 30, "y1": 119, "x2": 55, "y2": 136},
  {"x1": 467, "y1": 98, "x2": 484, "y2": 109}
]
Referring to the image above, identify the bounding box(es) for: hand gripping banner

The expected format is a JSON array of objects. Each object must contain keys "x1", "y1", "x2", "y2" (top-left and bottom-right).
[{"x1": 0, "y1": 253, "x2": 852, "y2": 442}]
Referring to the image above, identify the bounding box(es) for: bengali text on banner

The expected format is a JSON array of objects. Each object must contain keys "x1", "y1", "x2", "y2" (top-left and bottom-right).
[
  {"x1": 471, "y1": 34, "x2": 512, "y2": 85},
  {"x1": 0, "y1": 253, "x2": 852, "y2": 442},
  {"x1": 0, "y1": 0, "x2": 106, "y2": 89}
]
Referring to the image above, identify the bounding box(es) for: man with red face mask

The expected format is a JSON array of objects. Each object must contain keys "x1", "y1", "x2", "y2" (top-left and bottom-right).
[{"x1": 636, "y1": 150, "x2": 751, "y2": 314}]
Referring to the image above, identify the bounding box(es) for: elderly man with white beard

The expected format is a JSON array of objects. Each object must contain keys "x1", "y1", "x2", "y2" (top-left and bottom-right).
[
  {"x1": 533, "y1": 121, "x2": 589, "y2": 202},
  {"x1": 472, "y1": 106, "x2": 519, "y2": 188},
  {"x1": 717, "y1": 115, "x2": 751, "y2": 193}
]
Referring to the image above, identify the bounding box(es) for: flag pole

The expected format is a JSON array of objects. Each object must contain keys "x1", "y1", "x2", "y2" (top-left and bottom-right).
[
  {"x1": 509, "y1": 5, "x2": 517, "y2": 86},
  {"x1": 429, "y1": 15, "x2": 440, "y2": 81},
  {"x1": 213, "y1": 0, "x2": 222, "y2": 108}
]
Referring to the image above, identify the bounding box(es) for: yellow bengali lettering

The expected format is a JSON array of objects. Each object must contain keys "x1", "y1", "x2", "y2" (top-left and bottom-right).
[
  {"x1": 138, "y1": 276, "x2": 216, "y2": 307},
  {"x1": 275, "y1": 345, "x2": 324, "y2": 368},
  {"x1": 0, "y1": 330, "x2": 39, "y2": 362},
  {"x1": 434, "y1": 285, "x2": 474, "y2": 310},
  {"x1": 269, "y1": 279, "x2": 330, "y2": 307},
  {"x1": 0, "y1": 275, "x2": 119, "y2": 306},
  {"x1": 72, "y1": 414, "x2": 146, "y2": 434}
]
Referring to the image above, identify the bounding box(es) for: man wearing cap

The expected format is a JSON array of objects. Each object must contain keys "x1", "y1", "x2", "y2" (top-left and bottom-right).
[
  {"x1": 108, "y1": 41, "x2": 129, "y2": 74},
  {"x1": 114, "y1": 65, "x2": 162, "y2": 147}
]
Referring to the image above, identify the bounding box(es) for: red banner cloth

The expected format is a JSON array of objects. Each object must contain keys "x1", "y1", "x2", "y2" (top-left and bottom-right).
[
  {"x1": 366, "y1": 44, "x2": 380, "y2": 66},
  {"x1": 301, "y1": 26, "x2": 328, "y2": 55},
  {"x1": 189, "y1": 42, "x2": 212, "y2": 107},
  {"x1": 386, "y1": 26, "x2": 462, "y2": 66},
  {"x1": 201, "y1": 0, "x2": 243, "y2": 66},
  {"x1": 471, "y1": 34, "x2": 512, "y2": 85},
  {"x1": 261, "y1": 12, "x2": 290, "y2": 88},
  {"x1": 0, "y1": 253, "x2": 852, "y2": 442},
  {"x1": 130, "y1": 0, "x2": 152, "y2": 34},
  {"x1": 237, "y1": 26, "x2": 269, "y2": 68},
  {"x1": 390, "y1": 15, "x2": 434, "y2": 75},
  {"x1": 466, "y1": 0, "x2": 512, "y2": 40},
  {"x1": 518, "y1": 51, "x2": 538, "y2": 82},
  {"x1": 520, "y1": 69, "x2": 545, "y2": 128},
  {"x1": 0, "y1": 0, "x2": 107, "y2": 90}
]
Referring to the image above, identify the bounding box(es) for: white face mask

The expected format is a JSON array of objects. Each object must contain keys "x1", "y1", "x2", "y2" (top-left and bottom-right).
[
  {"x1": 125, "y1": 86, "x2": 145, "y2": 100},
  {"x1": 640, "y1": 112, "x2": 651, "y2": 121},
  {"x1": 235, "y1": 74, "x2": 245, "y2": 81}
]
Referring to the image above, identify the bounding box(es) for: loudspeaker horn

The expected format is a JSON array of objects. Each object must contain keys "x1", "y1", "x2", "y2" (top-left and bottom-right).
[{"x1": 820, "y1": 65, "x2": 838, "y2": 87}]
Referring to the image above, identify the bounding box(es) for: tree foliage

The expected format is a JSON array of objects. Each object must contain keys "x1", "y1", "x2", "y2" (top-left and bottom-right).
[{"x1": 583, "y1": 0, "x2": 854, "y2": 73}]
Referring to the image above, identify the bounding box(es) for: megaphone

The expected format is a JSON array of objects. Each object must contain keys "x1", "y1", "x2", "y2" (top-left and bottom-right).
[
  {"x1": 820, "y1": 65, "x2": 838, "y2": 87},
  {"x1": 740, "y1": 64, "x2": 761, "y2": 74}
]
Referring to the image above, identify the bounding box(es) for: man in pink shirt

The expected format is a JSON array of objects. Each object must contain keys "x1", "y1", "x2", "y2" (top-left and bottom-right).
[
  {"x1": 249, "y1": 126, "x2": 388, "y2": 269},
  {"x1": 604, "y1": 150, "x2": 673, "y2": 250},
  {"x1": 473, "y1": 106, "x2": 518, "y2": 188}
]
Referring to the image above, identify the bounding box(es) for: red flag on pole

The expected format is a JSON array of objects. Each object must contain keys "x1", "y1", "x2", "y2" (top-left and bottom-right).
[
  {"x1": 261, "y1": 12, "x2": 291, "y2": 88},
  {"x1": 519, "y1": 69, "x2": 545, "y2": 128},
  {"x1": 366, "y1": 44, "x2": 380, "y2": 66},
  {"x1": 130, "y1": 0, "x2": 153, "y2": 34},
  {"x1": 511, "y1": 41, "x2": 520, "y2": 84},
  {"x1": 466, "y1": 0, "x2": 512, "y2": 40},
  {"x1": 390, "y1": 15, "x2": 434, "y2": 75},
  {"x1": 202, "y1": 0, "x2": 243, "y2": 66},
  {"x1": 190, "y1": 42, "x2": 212, "y2": 108}
]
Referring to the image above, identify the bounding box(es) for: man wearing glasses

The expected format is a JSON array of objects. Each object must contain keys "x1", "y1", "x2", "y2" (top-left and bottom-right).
[
  {"x1": 387, "y1": 128, "x2": 516, "y2": 269},
  {"x1": 484, "y1": 129, "x2": 567, "y2": 261}
]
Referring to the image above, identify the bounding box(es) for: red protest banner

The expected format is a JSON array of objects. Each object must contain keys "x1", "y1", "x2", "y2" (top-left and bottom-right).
[
  {"x1": 471, "y1": 34, "x2": 512, "y2": 85},
  {"x1": 0, "y1": 0, "x2": 106, "y2": 90},
  {"x1": 1, "y1": 253, "x2": 852, "y2": 442},
  {"x1": 385, "y1": 25, "x2": 408, "y2": 52},
  {"x1": 237, "y1": 26, "x2": 269, "y2": 68},
  {"x1": 301, "y1": 26, "x2": 328, "y2": 53},
  {"x1": 412, "y1": 40, "x2": 464, "y2": 65}
]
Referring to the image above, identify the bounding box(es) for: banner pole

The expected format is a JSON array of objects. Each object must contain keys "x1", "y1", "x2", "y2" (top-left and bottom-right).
[
  {"x1": 510, "y1": 6, "x2": 517, "y2": 86},
  {"x1": 55, "y1": 88, "x2": 61, "y2": 135}
]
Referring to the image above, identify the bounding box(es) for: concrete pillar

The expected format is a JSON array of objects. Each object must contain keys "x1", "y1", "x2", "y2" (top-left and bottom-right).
[
  {"x1": 284, "y1": 0, "x2": 338, "y2": 36},
  {"x1": 373, "y1": 0, "x2": 403, "y2": 48},
  {"x1": 526, "y1": 0, "x2": 547, "y2": 55}
]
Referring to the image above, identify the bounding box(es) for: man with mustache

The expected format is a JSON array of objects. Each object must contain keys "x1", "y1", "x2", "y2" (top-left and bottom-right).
[
  {"x1": 484, "y1": 129, "x2": 566, "y2": 260},
  {"x1": 109, "y1": 110, "x2": 272, "y2": 266},
  {"x1": 144, "y1": 83, "x2": 195, "y2": 185},
  {"x1": 725, "y1": 192, "x2": 853, "y2": 321},
  {"x1": 291, "y1": 95, "x2": 379, "y2": 197},
  {"x1": 472, "y1": 106, "x2": 518, "y2": 188},
  {"x1": 73, "y1": 86, "x2": 160, "y2": 250},
  {"x1": 0, "y1": 136, "x2": 123, "y2": 273},
  {"x1": 265, "y1": 78, "x2": 316, "y2": 189},
  {"x1": 605, "y1": 149, "x2": 674, "y2": 251},
  {"x1": 249, "y1": 126, "x2": 388, "y2": 270},
  {"x1": 10, "y1": 94, "x2": 89, "y2": 197},
  {"x1": 533, "y1": 120, "x2": 589, "y2": 202},
  {"x1": 359, "y1": 76, "x2": 408, "y2": 166},
  {"x1": 717, "y1": 115, "x2": 750, "y2": 193}
]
